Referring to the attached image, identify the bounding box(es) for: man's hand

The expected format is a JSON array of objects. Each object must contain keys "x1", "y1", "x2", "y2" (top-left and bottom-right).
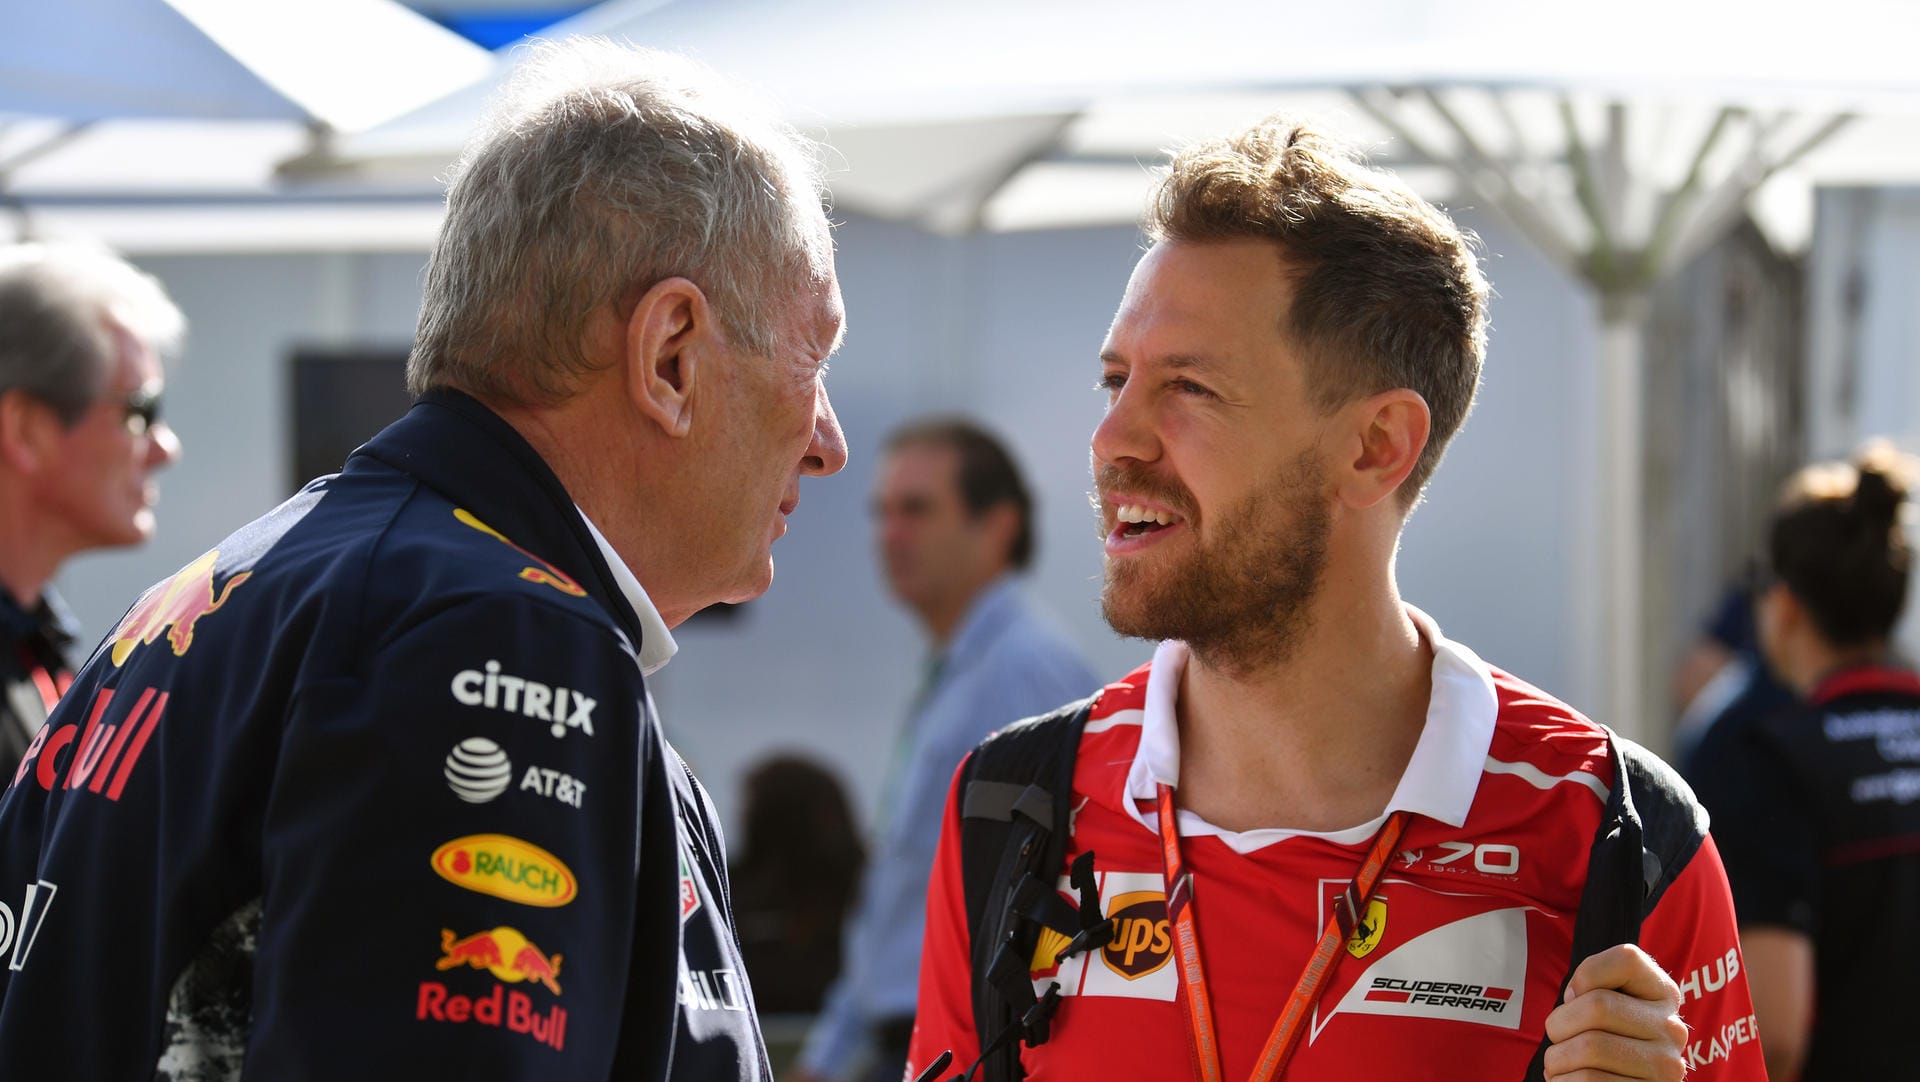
[{"x1": 1542, "y1": 944, "x2": 1688, "y2": 1082}]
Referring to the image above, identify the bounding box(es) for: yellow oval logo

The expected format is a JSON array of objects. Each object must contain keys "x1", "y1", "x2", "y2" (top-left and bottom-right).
[{"x1": 431, "y1": 834, "x2": 577, "y2": 907}]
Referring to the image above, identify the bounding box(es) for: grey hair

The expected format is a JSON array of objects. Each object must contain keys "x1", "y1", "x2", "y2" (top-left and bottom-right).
[
  {"x1": 407, "y1": 38, "x2": 834, "y2": 405},
  {"x1": 0, "y1": 242, "x2": 185, "y2": 425}
]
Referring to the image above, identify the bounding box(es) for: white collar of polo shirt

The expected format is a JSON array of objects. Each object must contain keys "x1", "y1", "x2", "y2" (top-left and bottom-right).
[
  {"x1": 1122, "y1": 606, "x2": 1498, "y2": 853},
  {"x1": 576, "y1": 507, "x2": 678, "y2": 677}
]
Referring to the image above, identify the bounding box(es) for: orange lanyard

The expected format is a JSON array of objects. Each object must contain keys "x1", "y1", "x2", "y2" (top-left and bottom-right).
[{"x1": 1155, "y1": 783, "x2": 1409, "y2": 1082}]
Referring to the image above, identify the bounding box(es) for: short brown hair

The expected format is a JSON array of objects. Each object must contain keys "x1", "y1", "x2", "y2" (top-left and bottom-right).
[
  {"x1": 884, "y1": 417, "x2": 1035, "y2": 570},
  {"x1": 1146, "y1": 117, "x2": 1489, "y2": 499}
]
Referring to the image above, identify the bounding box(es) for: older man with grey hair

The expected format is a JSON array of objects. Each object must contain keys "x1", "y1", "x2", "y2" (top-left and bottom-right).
[
  {"x1": 0, "y1": 39, "x2": 842, "y2": 1082},
  {"x1": 0, "y1": 242, "x2": 184, "y2": 782}
]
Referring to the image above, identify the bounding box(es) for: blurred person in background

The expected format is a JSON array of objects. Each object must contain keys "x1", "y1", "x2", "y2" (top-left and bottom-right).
[
  {"x1": 1671, "y1": 577, "x2": 1795, "y2": 780},
  {"x1": 0, "y1": 40, "x2": 844, "y2": 1080},
  {"x1": 789, "y1": 418, "x2": 1096, "y2": 1082},
  {"x1": 0, "y1": 242, "x2": 183, "y2": 781},
  {"x1": 730, "y1": 754, "x2": 865, "y2": 1017},
  {"x1": 1692, "y1": 440, "x2": 1920, "y2": 1081}
]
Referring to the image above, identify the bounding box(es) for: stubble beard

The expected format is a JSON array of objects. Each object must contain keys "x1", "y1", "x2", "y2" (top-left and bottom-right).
[{"x1": 1099, "y1": 451, "x2": 1332, "y2": 678}]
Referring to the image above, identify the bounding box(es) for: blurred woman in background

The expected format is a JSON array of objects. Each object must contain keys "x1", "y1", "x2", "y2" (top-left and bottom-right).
[
  {"x1": 730, "y1": 755, "x2": 866, "y2": 1017},
  {"x1": 1694, "y1": 440, "x2": 1919, "y2": 1081}
]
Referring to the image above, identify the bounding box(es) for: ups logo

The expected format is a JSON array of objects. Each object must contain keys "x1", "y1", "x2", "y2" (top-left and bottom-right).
[{"x1": 1100, "y1": 890, "x2": 1171, "y2": 980}]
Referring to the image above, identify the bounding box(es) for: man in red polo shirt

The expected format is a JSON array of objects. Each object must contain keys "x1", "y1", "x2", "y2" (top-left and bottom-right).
[{"x1": 908, "y1": 117, "x2": 1761, "y2": 1081}]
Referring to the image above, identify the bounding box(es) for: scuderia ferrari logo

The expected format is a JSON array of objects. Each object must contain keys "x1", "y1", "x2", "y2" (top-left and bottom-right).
[{"x1": 1346, "y1": 897, "x2": 1387, "y2": 959}]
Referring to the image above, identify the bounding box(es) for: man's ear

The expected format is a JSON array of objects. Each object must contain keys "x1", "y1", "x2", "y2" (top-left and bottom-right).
[
  {"x1": 624, "y1": 276, "x2": 716, "y2": 438},
  {"x1": 0, "y1": 388, "x2": 57, "y2": 474},
  {"x1": 1765, "y1": 581, "x2": 1808, "y2": 638},
  {"x1": 974, "y1": 501, "x2": 1021, "y2": 571},
  {"x1": 1338, "y1": 388, "x2": 1431, "y2": 510}
]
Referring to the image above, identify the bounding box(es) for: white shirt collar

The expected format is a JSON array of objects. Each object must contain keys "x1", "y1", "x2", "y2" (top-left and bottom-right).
[
  {"x1": 575, "y1": 507, "x2": 678, "y2": 677},
  {"x1": 1122, "y1": 605, "x2": 1498, "y2": 853}
]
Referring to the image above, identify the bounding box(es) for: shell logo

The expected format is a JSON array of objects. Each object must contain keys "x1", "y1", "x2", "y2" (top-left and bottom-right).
[
  {"x1": 1031, "y1": 925, "x2": 1073, "y2": 977},
  {"x1": 431, "y1": 834, "x2": 577, "y2": 908}
]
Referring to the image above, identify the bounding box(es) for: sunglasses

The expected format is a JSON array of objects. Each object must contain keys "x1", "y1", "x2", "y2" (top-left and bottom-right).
[{"x1": 121, "y1": 383, "x2": 163, "y2": 438}]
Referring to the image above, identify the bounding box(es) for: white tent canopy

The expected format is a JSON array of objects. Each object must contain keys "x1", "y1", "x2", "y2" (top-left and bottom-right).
[
  {"x1": 0, "y1": 0, "x2": 493, "y2": 129},
  {"x1": 324, "y1": 0, "x2": 1920, "y2": 741},
  {"x1": 0, "y1": 0, "x2": 493, "y2": 249}
]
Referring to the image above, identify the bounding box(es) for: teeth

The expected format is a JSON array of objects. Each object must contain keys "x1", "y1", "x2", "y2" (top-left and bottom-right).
[{"x1": 1115, "y1": 504, "x2": 1177, "y2": 526}]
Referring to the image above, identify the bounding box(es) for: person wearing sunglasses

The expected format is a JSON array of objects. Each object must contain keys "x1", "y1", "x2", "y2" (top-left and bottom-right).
[{"x1": 0, "y1": 241, "x2": 184, "y2": 784}]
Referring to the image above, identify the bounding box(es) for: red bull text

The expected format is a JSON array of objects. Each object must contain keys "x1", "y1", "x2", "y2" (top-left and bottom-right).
[
  {"x1": 415, "y1": 982, "x2": 566, "y2": 1051},
  {"x1": 10, "y1": 686, "x2": 166, "y2": 801}
]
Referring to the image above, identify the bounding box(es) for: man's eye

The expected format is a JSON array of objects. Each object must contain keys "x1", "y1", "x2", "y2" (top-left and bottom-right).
[
  {"x1": 1096, "y1": 373, "x2": 1126, "y2": 393},
  {"x1": 1172, "y1": 378, "x2": 1212, "y2": 397}
]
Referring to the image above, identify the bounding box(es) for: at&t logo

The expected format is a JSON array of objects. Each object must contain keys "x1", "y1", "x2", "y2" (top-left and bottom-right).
[{"x1": 446, "y1": 738, "x2": 514, "y2": 803}]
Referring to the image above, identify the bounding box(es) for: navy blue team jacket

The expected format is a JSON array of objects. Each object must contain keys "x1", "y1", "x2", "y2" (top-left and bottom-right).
[{"x1": 0, "y1": 390, "x2": 768, "y2": 1080}]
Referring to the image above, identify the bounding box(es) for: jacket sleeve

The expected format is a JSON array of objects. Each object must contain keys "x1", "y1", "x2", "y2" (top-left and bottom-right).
[
  {"x1": 1637, "y1": 833, "x2": 1767, "y2": 1079},
  {"x1": 906, "y1": 758, "x2": 978, "y2": 1081},
  {"x1": 244, "y1": 592, "x2": 647, "y2": 1080}
]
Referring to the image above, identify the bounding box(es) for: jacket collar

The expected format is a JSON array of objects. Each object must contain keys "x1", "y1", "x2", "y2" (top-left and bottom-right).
[
  {"x1": 0, "y1": 585, "x2": 77, "y2": 658},
  {"x1": 1810, "y1": 664, "x2": 1920, "y2": 706},
  {"x1": 353, "y1": 389, "x2": 645, "y2": 650}
]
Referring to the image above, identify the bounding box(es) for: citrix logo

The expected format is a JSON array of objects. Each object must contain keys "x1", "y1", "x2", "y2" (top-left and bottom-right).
[{"x1": 451, "y1": 662, "x2": 596, "y2": 738}]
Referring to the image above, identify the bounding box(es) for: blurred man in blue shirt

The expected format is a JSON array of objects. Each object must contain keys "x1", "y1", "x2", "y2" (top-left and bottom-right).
[{"x1": 791, "y1": 418, "x2": 1097, "y2": 1082}]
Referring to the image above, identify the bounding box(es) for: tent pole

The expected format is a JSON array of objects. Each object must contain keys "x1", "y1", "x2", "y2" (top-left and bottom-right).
[{"x1": 1599, "y1": 291, "x2": 1651, "y2": 743}]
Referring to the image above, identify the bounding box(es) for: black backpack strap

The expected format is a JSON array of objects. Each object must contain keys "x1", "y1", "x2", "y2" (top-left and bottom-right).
[
  {"x1": 1522, "y1": 728, "x2": 1709, "y2": 1081},
  {"x1": 955, "y1": 697, "x2": 1098, "y2": 1082}
]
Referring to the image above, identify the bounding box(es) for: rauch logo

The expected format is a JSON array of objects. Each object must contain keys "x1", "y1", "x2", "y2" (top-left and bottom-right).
[{"x1": 431, "y1": 834, "x2": 577, "y2": 908}]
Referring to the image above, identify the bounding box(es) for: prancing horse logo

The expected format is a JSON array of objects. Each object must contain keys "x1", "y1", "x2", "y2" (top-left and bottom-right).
[{"x1": 1346, "y1": 897, "x2": 1389, "y2": 958}]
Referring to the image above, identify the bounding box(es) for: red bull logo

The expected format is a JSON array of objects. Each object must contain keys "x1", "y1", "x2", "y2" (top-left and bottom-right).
[
  {"x1": 109, "y1": 550, "x2": 251, "y2": 667},
  {"x1": 437, "y1": 926, "x2": 563, "y2": 995},
  {"x1": 453, "y1": 509, "x2": 586, "y2": 597}
]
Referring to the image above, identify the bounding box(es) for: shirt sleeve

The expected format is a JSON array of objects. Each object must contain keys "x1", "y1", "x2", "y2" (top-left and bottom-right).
[
  {"x1": 905, "y1": 758, "x2": 979, "y2": 1081},
  {"x1": 244, "y1": 593, "x2": 647, "y2": 1079},
  {"x1": 1637, "y1": 834, "x2": 1767, "y2": 1079}
]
